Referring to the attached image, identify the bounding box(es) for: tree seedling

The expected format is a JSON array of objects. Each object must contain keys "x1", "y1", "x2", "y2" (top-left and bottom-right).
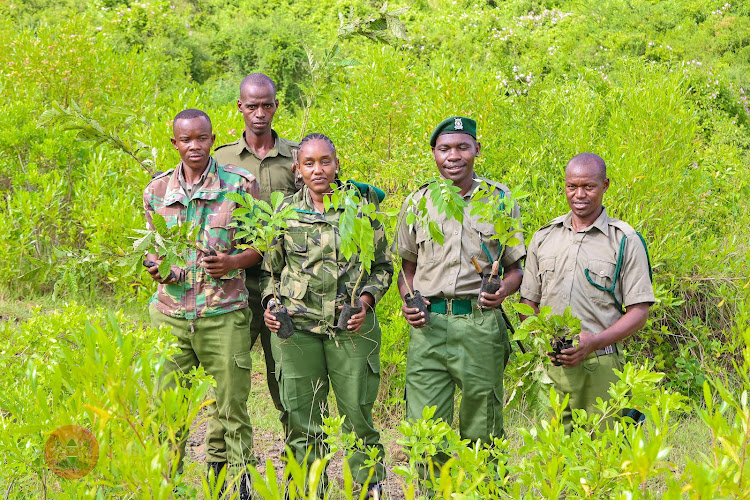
[
  {"x1": 512, "y1": 304, "x2": 581, "y2": 366},
  {"x1": 227, "y1": 191, "x2": 299, "y2": 339},
  {"x1": 132, "y1": 212, "x2": 201, "y2": 282},
  {"x1": 393, "y1": 178, "x2": 469, "y2": 323},
  {"x1": 325, "y1": 183, "x2": 381, "y2": 331},
  {"x1": 468, "y1": 182, "x2": 524, "y2": 301}
]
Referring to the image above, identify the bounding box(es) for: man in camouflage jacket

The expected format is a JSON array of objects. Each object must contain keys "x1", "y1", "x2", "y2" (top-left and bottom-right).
[{"x1": 143, "y1": 109, "x2": 259, "y2": 497}]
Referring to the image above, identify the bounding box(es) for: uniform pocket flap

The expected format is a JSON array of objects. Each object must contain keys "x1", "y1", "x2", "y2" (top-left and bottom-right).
[
  {"x1": 279, "y1": 273, "x2": 308, "y2": 299},
  {"x1": 287, "y1": 230, "x2": 308, "y2": 253},
  {"x1": 209, "y1": 211, "x2": 233, "y2": 228},
  {"x1": 233, "y1": 350, "x2": 253, "y2": 370},
  {"x1": 587, "y1": 258, "x2": 617, "y2": 281},
  {"x1": 367, "y1": 351, "x2": 381, "y2": 374}
]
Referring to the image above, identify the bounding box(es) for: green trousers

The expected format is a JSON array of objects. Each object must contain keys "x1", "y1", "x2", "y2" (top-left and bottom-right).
[
  {"x1": 246, "y1": 269, "x2": 287, "y2": 433},
  {"x1": 151, "y1": 306, "x2": 254, "y2": 467},
  {"x1": 405, "y1": 306, "x2": 510, "y2": 445},
  {"x1": 272, "y1": 312, "x2": 385, "y2": 485},
  {"x1": 541, "y1": 350, "x2": 625, "y2": 434}
]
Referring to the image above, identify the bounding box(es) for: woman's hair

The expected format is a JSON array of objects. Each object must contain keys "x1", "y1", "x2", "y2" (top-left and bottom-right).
[{"x1": 298, "y1": 133, "x2": 337, "y2": 156}]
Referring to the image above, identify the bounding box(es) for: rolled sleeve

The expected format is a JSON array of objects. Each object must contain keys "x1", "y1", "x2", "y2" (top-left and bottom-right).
[{"x1": 519, "y1": 233, "x2": 542, "y2": 303}]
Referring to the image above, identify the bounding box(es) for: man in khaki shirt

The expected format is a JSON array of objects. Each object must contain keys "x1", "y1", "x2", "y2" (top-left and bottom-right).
[
  {"x1": 520, "y1": 152, "x2": 655, "y2": 433},
  {"x1": 213, "y1": 73, "x2": 298, "y2": 436},
  {"x1": 397, "y1": 116, "x2": 525, "y2": 453}
]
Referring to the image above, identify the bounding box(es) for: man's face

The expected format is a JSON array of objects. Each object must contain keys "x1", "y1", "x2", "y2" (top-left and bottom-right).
[
  {"x1": 565, "y1": 162, "x2": 609, "y2": 221},
  {"x1": 432, "y1": 133, "x2": 479, "y2": 190},
  {"x1": 238, "y1": 83, "x2": 279, "y2": 136},
  {"x1": 171, "y1": 116, "x2": 215, "y2": 171}
]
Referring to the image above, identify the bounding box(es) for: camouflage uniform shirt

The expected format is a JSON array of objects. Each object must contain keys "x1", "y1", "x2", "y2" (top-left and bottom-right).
[
  {"x1": 260, "y1": 184, "x2": 394, "y2": 334},
  {"x1": 143, "y1": 157, "x2": 260, "y2": 319}
]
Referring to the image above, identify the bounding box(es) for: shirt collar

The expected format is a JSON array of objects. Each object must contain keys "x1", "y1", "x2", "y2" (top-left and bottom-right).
[
  {"x1": 163, "y1": 158, "x2": 220, "y2": 206},
  {"x1": 561, "y1": 206, "x2": 610, "y2": 236},
  {"x1": 240, "y1": 130, "x2": 292, "y2": 159}
]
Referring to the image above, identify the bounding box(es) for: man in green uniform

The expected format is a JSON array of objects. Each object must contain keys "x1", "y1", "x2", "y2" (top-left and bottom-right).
[
  {"x1": 213, "y1": 73, "x2": 298, "y2": 434},
  {"x1": 520, "y1": 153, "x2": 655, "y2": 434},
  {"x1": 144, "y1": 108, "x2": 260, "y2": 498},
  {"x1": 397, "y1": 117, "x2": 526, "y2": 456}
]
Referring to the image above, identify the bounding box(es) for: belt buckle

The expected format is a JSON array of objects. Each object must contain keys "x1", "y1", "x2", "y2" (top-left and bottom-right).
[
  {"x1": 603, "y1": 344, "x2": 614, "y2": 355},
  {"x1": 446, "y1": 298, "x2": 453, "y2": 315}
]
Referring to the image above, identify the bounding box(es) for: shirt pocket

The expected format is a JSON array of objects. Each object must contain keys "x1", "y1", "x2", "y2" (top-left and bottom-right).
[
  {"x1": 416, "y1": 224, "x2": 444, "y2": 263},
  {"x1": 585, "y1": 258, "x2": 617, "y2": 304},
  {"x1": 285, "y1": 229, "x2": 308, "y2": 255},
  {"x1": 278, "y1": 270, "x2": 309, "y2": 300},
  {"x1": 204, "y1": 211, "x2": 233, "y2": 250},
  {"x1": 538, "y1": 257, "x2": 556, "y2": 301}
]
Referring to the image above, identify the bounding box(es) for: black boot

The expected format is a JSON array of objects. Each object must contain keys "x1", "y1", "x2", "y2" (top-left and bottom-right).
[
  {"x1": 239, "y1": 473, "x2": 252, "y2": 500},
  {"x1": 207, "y1": 462, "x2": 227, "y2": 496}
]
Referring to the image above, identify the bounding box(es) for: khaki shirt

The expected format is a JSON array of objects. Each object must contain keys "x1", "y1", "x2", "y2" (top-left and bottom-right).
[
  {"x1": 397, "y1": 177, "x2": 526, "y2": 298},
  {"x1": 520, "y1": 208, "x2": 655, "y2": 335},
  {"x1": 213, "y1": 129, "x2": 298, "y2": 203}
]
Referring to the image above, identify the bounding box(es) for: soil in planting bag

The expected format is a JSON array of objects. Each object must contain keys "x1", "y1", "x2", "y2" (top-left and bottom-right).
[
  {"x1": 480, "y1": 273, "x2": 502, "y2": 296},
  {"x1": 272, "y1": 303, "x2": 295, "y2": 339},
  {"x1": 404, "y1": 290, "x2": 430, "y2": 324},
  {"x1": 550, "y1": 338, "x2": 574, "y2": 366},
  {"x1": 337, "y1": 298, "x2": 363, "y2": 331}
]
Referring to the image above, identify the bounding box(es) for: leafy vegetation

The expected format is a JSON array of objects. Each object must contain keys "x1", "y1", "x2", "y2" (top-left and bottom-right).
[{"x1": 1, "y1": 0, "x2": 750, "y2": 497}]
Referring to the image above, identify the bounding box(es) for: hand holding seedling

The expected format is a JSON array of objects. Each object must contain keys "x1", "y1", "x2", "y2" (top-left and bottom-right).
[
  {"x1": 401, "y1": 294, "x2": 431, "y2": 328},
  {"x1": 554, "y1": 331, "x2": 598, "y2": 367},
  {"x1": 338, "y1": 293, "x2": 374, "y2": 332},
  {"x1": 143, "y1": 258, "x2": 178, "y2": 284},
  {"x1": 263, "y1": 301, "x2": 292, "y2": 334},
  {"x1": 203, "y1": 251, "x2": 235, "y2": 278}
]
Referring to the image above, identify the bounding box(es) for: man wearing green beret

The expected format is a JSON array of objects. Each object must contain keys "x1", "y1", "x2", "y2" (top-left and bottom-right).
[{"x1": 396, "y1": 117, "x2": 526, "y2": 460}]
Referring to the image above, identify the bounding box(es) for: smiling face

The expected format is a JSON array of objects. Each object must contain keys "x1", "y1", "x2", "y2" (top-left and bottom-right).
[
  {"x1": 171, "y1": 116, "x2": 215, "y2": 172},
  {"x1": 432, "y1": 133, "x2": 480, "y2": 194},
  {"x1": 565, "y1": 160, "x2": 609, "y2": 226},
  {"x1": 238, "y1": 83, "x2": 279, "y2": 137},
  {"x1": 296, "y1": 138, "x2": 339, "y2": 200}
]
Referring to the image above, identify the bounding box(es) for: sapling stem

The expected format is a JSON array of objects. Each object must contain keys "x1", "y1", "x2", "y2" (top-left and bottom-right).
[{"x1": 351, "y1": 268, "x2": 365, "y2": 307}]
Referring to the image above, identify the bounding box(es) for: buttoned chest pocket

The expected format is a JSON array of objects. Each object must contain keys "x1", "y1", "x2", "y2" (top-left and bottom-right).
[
  {"x1": 204, "y1": 211, "x2": 233, "y2": 253},
  {"x1": 538, "y1": 258, "x2": 556, "y2": 299},
  {"x1": 415, "y1": 224, "x2": 445, "y2": 263},
  {"x1": 585, "y1": 258, "x2": 617, "y2": 304},
  {"x1": 285, "y1": 230, "x2": 308, "y2": 256},
  {"x1": 154, "y1": 207, "x2": 182, "y2": 231}
]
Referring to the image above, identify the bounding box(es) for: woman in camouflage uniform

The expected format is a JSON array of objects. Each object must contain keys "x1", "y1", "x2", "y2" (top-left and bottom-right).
[{"x1": 261, "y1": 133, "x2": 392, "y2": 498}]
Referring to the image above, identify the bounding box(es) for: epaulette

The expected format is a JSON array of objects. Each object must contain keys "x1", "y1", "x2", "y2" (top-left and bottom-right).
[
  {"x1": 608, "y1": 218, "x2": 638, "y2": 237},
  {"x1": 278, "y1": 136, "x2": 300, "y2": 148},
  {"x1": 147, "y1": 168, "x2": 173, "y2": 185},
  {"x1": 222, "y1": 163, "x2": 257, "y2": 183},
  {"x1": 538, "y1": 214, "x2": 566, "y2": 231},
  {"x1": 475, "y1": 177, "x2": 511, "y2": 195},
  {"x1": 213, "y1": 139, "x2": 241, "y2": 152}
]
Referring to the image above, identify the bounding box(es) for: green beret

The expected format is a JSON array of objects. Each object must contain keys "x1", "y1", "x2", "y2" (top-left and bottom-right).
[{"x1": 429, "y1": 116, "x2": 477, "y2": 147}]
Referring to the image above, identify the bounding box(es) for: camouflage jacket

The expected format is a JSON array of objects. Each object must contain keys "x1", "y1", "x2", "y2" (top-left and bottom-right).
[
  {"x1": 260, "y1": 183, "x2": 394, "y2": 334},
  {"x1": 143, "y1": 157, "x2": 260, "y2": 319}
]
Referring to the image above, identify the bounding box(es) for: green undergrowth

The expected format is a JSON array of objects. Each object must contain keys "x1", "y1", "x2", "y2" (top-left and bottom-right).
[{"x1": 1, "y1": 303, "x2": 748, "y2": 498}]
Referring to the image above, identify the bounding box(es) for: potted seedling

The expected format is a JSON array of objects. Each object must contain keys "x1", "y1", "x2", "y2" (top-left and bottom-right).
[
  {"x1": 512, "y1": 304, "x2": 581, "y2": 366},
  {"x1": 228, "y1": 191, "x2": 299, "y2": 339},
  {"x1": 390, "y1": 178, "x2": 470, "y2": 323},
  {"x1": 132, "y1": 212, "x2": 202, "y2": 282},
  {"x1": 467, "y1": 182, "x2": 524, "y2": 300},
  {"x1": 324, "y1": 183, "x2": 382, "y2": 330}
]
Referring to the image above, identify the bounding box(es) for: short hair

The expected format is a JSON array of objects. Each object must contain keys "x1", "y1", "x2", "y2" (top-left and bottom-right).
[
  {"x1": 298, "y1": 133, "x2": 337, "y2": 156},
  {"x1": 240, "y1": 73, "x2": 277, "y2": 96},
  {"x1": 173, "y1": 108, "x2": 212, "y2": 128},
  {"x1": 566, "y1": 152, "x2": 607, "y2": 179}
]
